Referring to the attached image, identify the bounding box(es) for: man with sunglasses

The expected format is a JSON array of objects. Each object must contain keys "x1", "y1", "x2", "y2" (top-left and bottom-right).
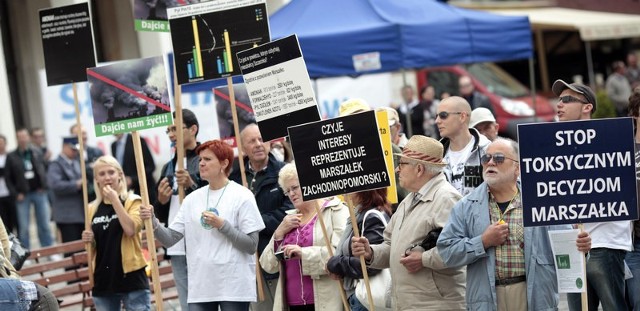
[
  {"x1": 553, "y1": 79, "x2": 634, "y2": 311},
  {"x1": 438, "y1": 138, "x2": 592, "y2": 310},
  {"x1": 437, "y1": 96, "x2": 490, "y2": 196}
]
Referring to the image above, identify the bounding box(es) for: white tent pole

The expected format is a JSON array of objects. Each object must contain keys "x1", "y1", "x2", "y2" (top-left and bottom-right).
[{"x1": 585, "y1": 41, "x2": 596, "y2": 90}]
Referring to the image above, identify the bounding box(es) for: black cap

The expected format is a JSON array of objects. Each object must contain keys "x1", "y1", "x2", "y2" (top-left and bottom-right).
[
  {"x1": 62, "y1": 136, "x2": 79, "y2": 150},
  {"x1": 552, "y1": 79, "x2": 597, "y2": 113}
]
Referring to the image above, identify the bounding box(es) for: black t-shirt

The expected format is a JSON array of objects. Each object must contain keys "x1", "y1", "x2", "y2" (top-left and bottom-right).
[{"x1": 91, "y1": 201, "x2": 148, "y2": 295}]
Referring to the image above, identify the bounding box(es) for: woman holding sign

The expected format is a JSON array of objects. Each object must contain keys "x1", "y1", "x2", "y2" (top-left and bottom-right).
[
  {"x1": 140, "y1": 140, "x2": 265, "y2": 311},
  {"x1": 81, "y1": 156, "x2": 150, "y2": 311},
  {"x1": 259, "y1": 162, "x2": 349, "y2": 310},
  {"x1": 326, "y1": 188, "x2": 391, "y2": 311}
]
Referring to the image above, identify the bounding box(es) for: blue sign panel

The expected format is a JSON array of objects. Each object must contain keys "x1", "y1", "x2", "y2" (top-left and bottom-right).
[{"x1": 518, "y1": 118, "x2": 637, "y2": 227}]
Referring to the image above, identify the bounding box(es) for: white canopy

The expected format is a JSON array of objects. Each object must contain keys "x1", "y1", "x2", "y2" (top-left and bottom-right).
[{"x1": 487, "y1": 7, "x2": 640, "y2": 41}]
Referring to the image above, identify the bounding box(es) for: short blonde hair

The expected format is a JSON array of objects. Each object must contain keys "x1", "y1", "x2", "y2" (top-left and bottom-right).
[
  {"x1": 91, "y1": 155, "x2": 130, "y2": 205},
  {"x1": 278, "y1": 162, "x2": 299, "y2": 189}
]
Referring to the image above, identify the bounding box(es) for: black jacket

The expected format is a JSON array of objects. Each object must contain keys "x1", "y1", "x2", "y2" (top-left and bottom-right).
[
  {"x1": 8, "y1": 147, "x2": 47, "y2": 192},
  {"x1": 1, "y1": 153, "x2": 27, "y2": 198}
]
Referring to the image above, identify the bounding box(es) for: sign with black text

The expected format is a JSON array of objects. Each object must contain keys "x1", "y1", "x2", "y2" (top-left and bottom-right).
[
  {"x1": 238, "y1": 34, "x2": 320, "y2": 141},
  {"x1": 40, "y1": 3, "x2": 97, "y2": 86},
  {"x1": 518, "y1": 118, "x2": 638, "y2": 227},
  {"x1": 289, "y1": 111, "x2": 390, "y2": 201}
]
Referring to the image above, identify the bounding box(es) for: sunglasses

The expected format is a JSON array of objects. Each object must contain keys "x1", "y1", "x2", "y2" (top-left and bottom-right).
[
  {"x1": 437, "y1": 111, "x2": 463, "y2": 120},
  {"x1": 480, "y1": 153, "x2": 519, "y2": 165},
  {"x1": 559, "y1": 95, "x2": 589, "y2": 105}
]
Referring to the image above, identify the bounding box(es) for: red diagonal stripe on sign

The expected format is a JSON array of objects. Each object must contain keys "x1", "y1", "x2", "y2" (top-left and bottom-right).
[
  {"x1": 86, "y1": 69, "x2": 171, "y2": 112},
  {"x1": 212, "y1": 88, "x2": 253, "y2": 113}
]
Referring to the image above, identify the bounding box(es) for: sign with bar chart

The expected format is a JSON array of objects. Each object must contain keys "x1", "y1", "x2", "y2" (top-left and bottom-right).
[
  {"x1": 238, "y1": 34, "x2": 320, "y2": 141},
  {"x1": 87, "y1": 56, "x2": 173, "y2": 137},
  {"x1": 133, "y1": 0, "x2": 214, "y2": 32},
  {"x1": 40, "y1": 3, "x2": 97, "y2": 86},
  {"x1": 168, "y1": 0, "x2": 270, "y2": 85}
]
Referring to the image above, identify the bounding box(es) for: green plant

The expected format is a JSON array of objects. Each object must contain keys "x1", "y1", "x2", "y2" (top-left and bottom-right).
[{"x1": 593, "y1": 90, "x2": 617, "y2": 119}]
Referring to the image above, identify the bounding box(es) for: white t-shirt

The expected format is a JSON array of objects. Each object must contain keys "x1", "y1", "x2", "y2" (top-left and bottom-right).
[
  {"x1": 443, "y1": 138, "x2": 474, "y2": 194},
  {"x1": 169, "y1": 181, "x2": 265, "y2": 303}
]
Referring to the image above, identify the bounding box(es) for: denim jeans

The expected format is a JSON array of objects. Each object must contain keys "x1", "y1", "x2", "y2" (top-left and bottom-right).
[
  {"x1": 188, "y1": 301, "x2": 249, "y2": 311},
  {"x1": 16, "y1": 191, "x2": 53, "y2": 249},
  {"x1": 567, "y1": 248, "x2": 628, "y2": 311},
  {"x1": 171, "y1": 255, "x2": 188, "y2": 311},
  {"x1": 93, "y1": 289, "x2": 150, "y2": 311},
  {"x1": 627, "y1": 240, "x2": 640, "y2": 311},
  {"x1": 348, "y1": 292, "x2": 369, "y2": 311},
  {"x1": 0, "y1": 279, "x2": 34, "y2": 311}
]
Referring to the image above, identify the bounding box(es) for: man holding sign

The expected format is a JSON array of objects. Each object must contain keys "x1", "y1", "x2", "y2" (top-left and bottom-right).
[
  {"x1": 552, "y1": 80, "x2": 634, "y2": 311},
  {"x1": 438, "y1": 138, "x2": 592, "y2": 310},
  {"x1": 351, "y1": 135, "x2": 466, "y2": 310}
]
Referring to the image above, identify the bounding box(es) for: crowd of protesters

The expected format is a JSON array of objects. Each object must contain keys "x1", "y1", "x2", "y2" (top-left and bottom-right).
[{"x1": 1, "y1": 62, "x2": 640, "y2": 311}]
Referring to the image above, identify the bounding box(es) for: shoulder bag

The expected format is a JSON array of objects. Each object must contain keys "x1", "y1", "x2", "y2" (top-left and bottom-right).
[{"x1": 355, "y1": 209, "x2": 392, "y2": 311}]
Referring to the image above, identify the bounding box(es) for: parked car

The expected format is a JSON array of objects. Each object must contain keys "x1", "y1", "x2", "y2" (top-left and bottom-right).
[{"x1": 416, "y1": 63, "x2": 555, "y2": 139}]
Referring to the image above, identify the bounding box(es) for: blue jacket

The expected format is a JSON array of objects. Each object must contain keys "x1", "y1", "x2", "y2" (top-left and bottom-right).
[
  {"x1": 47, "y1": 156, "x2": 84, "y2": 224},
  {"x1": 437, "y1": 182, "x2": 570, "y2": 311}
]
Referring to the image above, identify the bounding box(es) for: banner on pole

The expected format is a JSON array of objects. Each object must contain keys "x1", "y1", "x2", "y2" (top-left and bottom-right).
[
  {"x1": 518, "y1": 118, "x2": 638, "y2": 227},
  {"x1": 87, "y1": 56, "x2": 173, "y2": 137},
  {"x1": 289, "y1": 111, "x2": 390, "y2": 201},
  {"x1": 40, "y1": 3, "x2": 97, "y2": 86}
]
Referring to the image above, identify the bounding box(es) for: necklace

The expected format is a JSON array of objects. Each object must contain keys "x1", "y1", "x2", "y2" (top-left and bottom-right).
[
  {"x1": 496, "y1": 188, "x2": 519, "y2": 223},
  {"x1": 201, "y1": 180, "x2": 229, "y2": 230}
]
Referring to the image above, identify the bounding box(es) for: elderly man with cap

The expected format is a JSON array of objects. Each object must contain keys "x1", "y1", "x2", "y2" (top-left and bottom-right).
[
  {"x1": 438, "y1": 138, "x2": 592, "y2": 311},
  {"x1": 551, "y1": 79, "x2": 634, "y2": 311},
  {"x1": 469, "y1": 107, "x2": 499, "y2": 141},
  {"x1": 352, "y1": 135, "x2": 466, "y2": 310},
  {"x1": 47, "y1": 136, "x2": 85, "y2": 243}
]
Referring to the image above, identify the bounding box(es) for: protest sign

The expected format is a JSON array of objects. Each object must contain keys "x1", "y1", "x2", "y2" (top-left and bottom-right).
[
  {"x1": 87, "y1": 56, "x2": 173, "y2": 137},
  {"x1": 376, "y1": 110, "x2": 398, "y2": 204},
  {"x1": 168, "y1": 0, "x2": 269, "y2": 84},
  {"x1": 40, "y1": 3, "x2": 96, "y2": 86},
  {"x1": 289, "y1": 110, "x2": 390, "y2": 201},
  {"x1": 518, "y1": 118, "x2": 638, "y2": 227},
  {"x1": 238, "y1": 34, "x2": 320, "y2": 141}
]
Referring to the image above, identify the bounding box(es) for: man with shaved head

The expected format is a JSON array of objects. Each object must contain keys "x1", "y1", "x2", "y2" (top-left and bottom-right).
[{"x1": 436, "y1": 96, "x2": 490, "y2": 196}]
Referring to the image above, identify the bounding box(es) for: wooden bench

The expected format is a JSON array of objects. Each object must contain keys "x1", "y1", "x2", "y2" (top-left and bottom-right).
[{"x1": 19, "y1": 238, "x2": 178, "y2": 310}]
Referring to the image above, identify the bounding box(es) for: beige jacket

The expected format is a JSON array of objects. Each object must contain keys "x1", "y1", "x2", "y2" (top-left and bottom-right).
[
  {"x1": 0, "y1": 219, "x2": 18, "y2": 278},
  {"x1": 369, "y1": 173, "x2": 466, "y2": 311},
  {"x1": 260, "y1": 197, "x2": 349, "y2": 311}
]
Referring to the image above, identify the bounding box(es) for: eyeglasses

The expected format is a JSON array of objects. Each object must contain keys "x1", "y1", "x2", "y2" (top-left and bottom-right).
[
  {"x1": 480, "y1": 153, "x2": 519, "y2": 165},
  {"x1": 166, "y1": 126, "x2": 188, "y2": 134},
  {"x1": 436, "y1": 111, "x2": 463, "y2": 120},
  {"x1": 283, "y1": 185, "x2": 300, "y2": 195},
  {"x1": 559, "y1": 95, "x2": 590, "y2": 105},
  {"x1": 396, "y1": 161, "x2": 414, "y2": 168}
]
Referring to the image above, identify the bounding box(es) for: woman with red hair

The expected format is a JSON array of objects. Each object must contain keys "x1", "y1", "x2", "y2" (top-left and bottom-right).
[
  {"x1": 326, "y1": 188, "x2": 391, "y2": 311},
  {"x1": 141, "y1": 140, "x2": 265, "y2": 311}
]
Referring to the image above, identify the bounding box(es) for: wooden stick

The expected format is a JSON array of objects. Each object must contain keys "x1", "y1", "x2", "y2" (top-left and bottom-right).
[
  {"x1": 225, "y1": 77, "x2": 265, "y2": 301},
  {"x1": 346, "y1": 202, "x2": 376, "y2": 310},
  {"x1": 131, "y1": 131, "x2": 163, "y2": 311},
  {"x1": 312, "y1": 200, "x2": 351, "y2": 311},
  {"x1": 173, "y1": 66, "x2": 186, "y2": 203},
  {"x1": 579, "y1": 223, "x2": 588, "y2": 310},
  {"x1": 72, "y1": 83, "x2": 94, "y2": 287}
]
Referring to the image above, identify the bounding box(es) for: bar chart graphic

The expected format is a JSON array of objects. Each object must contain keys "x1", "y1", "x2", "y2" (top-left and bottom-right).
[{"x1": 169, "y1": 2, "x2": 269, "y2": 84}]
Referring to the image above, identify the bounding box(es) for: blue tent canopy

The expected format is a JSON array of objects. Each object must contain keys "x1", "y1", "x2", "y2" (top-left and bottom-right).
[
  {"x1": 269, "y1": 0, "x2": 532, "y2": 78},
  {"x1": 181, "y1": 0, "x2": 532, "y2": 91}
]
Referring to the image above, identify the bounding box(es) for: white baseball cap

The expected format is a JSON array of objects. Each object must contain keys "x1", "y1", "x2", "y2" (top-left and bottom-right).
[{"x1": 469, "y1": 107, "x2": 496, "y2": 128}]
